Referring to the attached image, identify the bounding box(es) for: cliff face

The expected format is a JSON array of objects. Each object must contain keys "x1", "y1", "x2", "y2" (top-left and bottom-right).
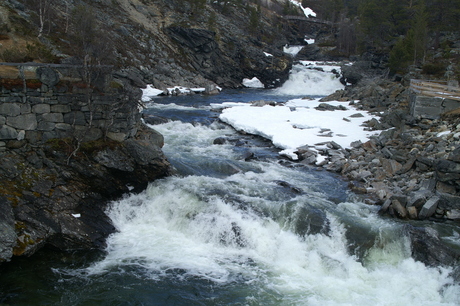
[{"x1": 0, "y1": 0, "x2": 304, "y2": 89}]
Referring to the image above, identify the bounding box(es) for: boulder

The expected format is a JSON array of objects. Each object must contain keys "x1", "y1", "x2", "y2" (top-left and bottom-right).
[
  {"x1": 405, "y1": 225, "x2": 460, "y2": 267},
  {"x1": 36, "y1": 67, "x2": 60, "y2": 87},
  {"x1": 419, "y1": 196, "x2": 440, "y2": 219},
  {"x1": 381, "y1": 158, "x2": 402, "y2": 176},
  {"x1": 391, "y1": 199, "x2": 407, "y2": 218}
]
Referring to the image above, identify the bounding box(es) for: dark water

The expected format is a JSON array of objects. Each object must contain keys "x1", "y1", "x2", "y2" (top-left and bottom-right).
[{"x1": 1, "y1": 88, "x2": 459, "y2": 306}]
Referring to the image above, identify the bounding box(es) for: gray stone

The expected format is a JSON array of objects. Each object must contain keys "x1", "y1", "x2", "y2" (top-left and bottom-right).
[
  {"x1": 55, "y1": 123, "x2": 72, "y2": 131},
  {"x1": 446, "y1": 209, "x2": 460, "y2": 220},
  {"x1": 72, "y1": 126, "x2": 103, "y2": 142},
  {"x1": 379, "y1": 198, "x2": 392, "y2": 214},
  {"x1": 36, "y1": 67, "x2": 60, "y2": 86},
  {"x1": 64, "y1": 112, "x2": 86, "y2": 125},
  {"x1": 0, "y1": 103, "x2": 21, "y2": 116},
  {"x1": 381, "y1": 158, "x2": 402, "y2": 176},
  {"x1": 17, "y1": 130, "x2": 25, "y2": 141},
  {"x1": 20, "y1": 104, "x2": 31, "y2": 115},
  {"x1": 350, "y1": 140, "x2": 362, "y2": 148},
  {"x1": 0, "y1": 197, "x2": 17, "y2": 262},
  {"x1": 51, "y1": 104, "x2": 71, "y2": 113},
  {"x1": 392, "y1": 199, "x2": 407, "y2": 218},
  {"x1": 0, "y1": 116, "x2": 5, "y2": 125},
  {"x1": 33, "y1": 104, "x2": 51, "y2": 114},
  {"x1": 124, "y1": 139, "x2": 163, "y2": 165},
  {"x1": 407, "y1": 206, "x2": 418, "y2": 219},
  {"x1": 42, "y1": 131, "x2": 59, "y2": 141},
  {"x1": 95, "y1": 148, "x2": 135, "y2": 172},
  {"x1": 419, "y1": 196, "x2": 440, "y2": 219},
  {"x1": 6, "y1": 140, "x2": 26, "y2": 149},
  {"x1": 410, "y1": 95, "x2": 444, "y2": 119},
  {"x1": 407, "y1": 189, "x2": 432, "y2": 208},
  {"x1": 38, "y1": 121, "x2": 56, "y2": 131},
  {"x1": 107, "y1": 132, "x2": 127, "y2": 142},
  {"x1": 7, "y1": 114, "x2": 38, "y2": 130},
  {"x1": 0, "y1": 125, "x2": 18, "y2": 140},
  {"x1": 25, "y1": 130, "x2": 42, "y2": 143},
  {"x1": 41, "y1": 113, "x2": 64, "y2": 123}
]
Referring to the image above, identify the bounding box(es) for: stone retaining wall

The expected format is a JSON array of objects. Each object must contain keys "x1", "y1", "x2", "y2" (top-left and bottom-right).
[
  {"x1": 409, "y1": 94, "x2": 460, "y2": 119},
  {"x1": 0, "y1": 64, "x2": 141, "y2": 151}
]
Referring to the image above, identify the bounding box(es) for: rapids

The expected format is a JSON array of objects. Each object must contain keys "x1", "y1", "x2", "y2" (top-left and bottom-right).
[{"x1": 0, "y1": 64, "x2": 459, "y2": 306}]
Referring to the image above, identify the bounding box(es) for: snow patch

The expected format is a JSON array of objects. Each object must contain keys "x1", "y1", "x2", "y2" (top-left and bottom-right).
[{"x1": 243, "y1": 77, "x2": 264, "y2": 88}]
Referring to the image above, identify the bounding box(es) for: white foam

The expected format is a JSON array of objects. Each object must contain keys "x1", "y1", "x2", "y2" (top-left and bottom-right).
[
  {"x1": 88, "y1": 170, "x2": 459, "y2": 304},
  {"x1": 274, "y1": 63, "x2": 343, "y2": 96}
]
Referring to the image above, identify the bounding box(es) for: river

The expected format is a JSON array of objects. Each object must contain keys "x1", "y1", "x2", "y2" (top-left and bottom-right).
[{"x1": 0, "y1": 65, "x2": 459, "y2": 305}]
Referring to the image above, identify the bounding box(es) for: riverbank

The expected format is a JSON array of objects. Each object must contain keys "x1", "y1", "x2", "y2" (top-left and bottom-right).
[
  {"x1": 318, "y1": 77, "x2": 460, "y2": 223},
  {"x1": 212, "y1": 74, "x2": 460, "y2": 268}
]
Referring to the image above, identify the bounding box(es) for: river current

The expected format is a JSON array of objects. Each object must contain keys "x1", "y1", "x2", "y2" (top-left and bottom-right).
[{"x1": 1, "y1": 68, "x2": 460, "y2": 305}]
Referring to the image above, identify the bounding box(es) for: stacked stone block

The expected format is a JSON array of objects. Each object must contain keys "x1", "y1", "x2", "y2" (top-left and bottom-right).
[{"x1": 0, "y1": 64, "x2": 140, "y2": 151}]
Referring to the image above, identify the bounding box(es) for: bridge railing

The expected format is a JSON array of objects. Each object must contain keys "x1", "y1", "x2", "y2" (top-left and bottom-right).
[{"x1": 410, "y1": 79, "x2": 460, "y2": 102}]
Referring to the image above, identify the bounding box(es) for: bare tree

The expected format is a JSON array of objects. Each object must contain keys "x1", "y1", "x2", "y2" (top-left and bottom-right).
[
  {"x1": 38, "y1": 0, "x2": 48, "y2": 37},
  {"x1": 66, "y1": 4, "x2": 116, "y2": 163}
]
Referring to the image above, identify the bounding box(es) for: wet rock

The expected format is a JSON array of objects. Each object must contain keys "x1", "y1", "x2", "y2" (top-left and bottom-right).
[
  {"x1": 297, "y1": 147, "x2": 318, "y2": 164},
  {"x1": 419, "y1": 196, "x2": 440, "y2": 219},
  {"x1": 407, "y1": 206, "x2": 418, "y2": 219},
  {"x1": 315, "y1": 103, "x2": 348, "y2": 111},
  {"x1": 274, "y1": 180, "x2": 303, "y2": 194},
  {"x1": 213, "y1": 137, "x2": 228, "y2": 145},
  {"x1": 391, "y1": 199, "x2": 407, "y2": 218},
  {"x1": 446, "y1": 209, "x2": 460, "y2": 220},
  {"x1": 407, "y1": 189, "x2": 432, "y2": 208},
  {"x1": 0, "y1": 197, "x2": 16, "y2": 262},
  {"x1": 405, "y1": 225, "x2": 460, "y2": 267},
  {"x1": 293, "y1": 204, "x2": 330, "y2": 236},
  {"x1": 94, "y1": 147, "x2": 135, "y2": 172},
  {"x1": 143, "y1": 115, "x2": 169, "y2": 125}
]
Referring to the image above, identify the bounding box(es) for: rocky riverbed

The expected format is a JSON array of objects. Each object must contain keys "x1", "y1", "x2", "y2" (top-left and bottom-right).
[{"x1": 303, "y1": 76, "x2": 460, "y2": 224}]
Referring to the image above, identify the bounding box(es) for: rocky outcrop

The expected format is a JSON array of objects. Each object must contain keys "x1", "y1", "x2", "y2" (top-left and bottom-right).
[
  {"x1": 165, "y1": 26, "x2": 292, "y2": 89},
  {"x1": 0, "y1": 66, "x2": 171, "y2": 262},
  {"x1": 0, "y1": 123, "x2": 170, "y2": 262},
  {"x1": 1, "y1": 0, "x2": 300, "y2": 90},
  {"x1": 308, "y1": 78, "x2": 460, "y2": 224},
  {"x1": 292, "y1": 76, "x2": 460, "y2": 268}
]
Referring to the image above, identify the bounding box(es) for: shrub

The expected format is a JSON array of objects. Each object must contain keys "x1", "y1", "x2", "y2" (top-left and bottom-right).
[{"x1": 422, "y1": 63, "x2": 446, "y2": 76}]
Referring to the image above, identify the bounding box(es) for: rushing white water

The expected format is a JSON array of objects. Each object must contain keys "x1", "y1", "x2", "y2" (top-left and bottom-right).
[
  {"x1": 274, "y1": 63, "x2": 344, "y2": 96},
  {"x1": 85, "y1": 119, "x2": 460, "y2": 305},
  {"x1": 81, "y1": 64, "x2": 460, "y2": 305}
]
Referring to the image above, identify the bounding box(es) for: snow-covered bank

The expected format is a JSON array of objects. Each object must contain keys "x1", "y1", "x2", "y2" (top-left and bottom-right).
[
  {"x1": 141, "y1": 85, "x2": 219, "y2": 101},
  {"x1": 218, "y1": 99, "x2": 378, "y2": 160},
  {"x1": 217, "y1": 61, "x2": 379, "y2": 161}
]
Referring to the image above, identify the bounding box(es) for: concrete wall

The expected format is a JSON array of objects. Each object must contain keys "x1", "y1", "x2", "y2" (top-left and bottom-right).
[
  {"x1": 410, "y1": 93, "x2": 460, "y2": 119},
  {"x1": 0, "y1": 64, "x2": 141, "y2": 152}
]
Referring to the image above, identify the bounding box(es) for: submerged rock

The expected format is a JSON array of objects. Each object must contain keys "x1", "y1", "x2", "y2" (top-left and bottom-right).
[{"x1": 405, "y1": 225, "x2": 460, "y2": 267}]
